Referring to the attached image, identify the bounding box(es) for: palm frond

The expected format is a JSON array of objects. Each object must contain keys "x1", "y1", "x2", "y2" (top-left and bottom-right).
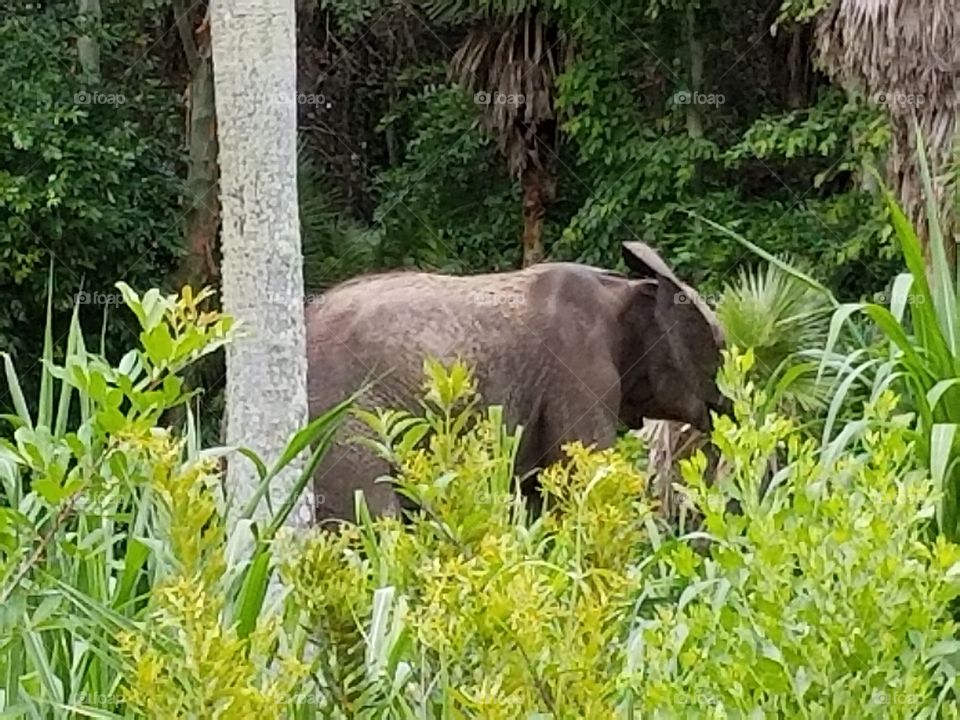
[
  {"x1": 446, "y1": 9, "x2": 567, "y2": 177},
  {"x1": 717, "y1": 257, "x2": 835, "y2": 413},
  {"x1": 814, "y1": 0, "x2": 959, "y2": 253}
]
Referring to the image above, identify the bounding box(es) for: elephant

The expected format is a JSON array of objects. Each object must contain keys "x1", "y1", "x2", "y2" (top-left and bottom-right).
[{"x1": 305, "y1": 242, "x2": 729, "y2": 522}]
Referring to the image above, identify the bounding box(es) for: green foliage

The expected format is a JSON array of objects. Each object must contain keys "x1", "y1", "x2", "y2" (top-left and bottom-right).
[
  {"x1": 281, "y1": 358, "x2": 660, "y2": 716},
  {"x1": 373, "y1": 84, "x2": 521, "y2": 271},
  {"x1": 635, "y1": 347, "x2": 960, "y2": 717},
  {"x1": 5, "y1": 314, "x2": 960, "y2": 717},
  {"x1": 319, "y1": 0, "x2": 387, "y2": 35},
  {"x1": 822, "y1": 131, "x2": 960, "y2": 542},
  {"x1": 777, "y1": 0, "x2": 833, "y2": 23},
  {"x1": 299, "y1": 151, "x2": 381, "y2": 292},
  {"x1": 553, "y1": 66, "x2": 896, "y2": 294},
  {"x1": 0, "y1": 284, "x2": 349, "y2": 718},
  {"x1": 723, "y1": 89, "x2": 889, "y2": 173},
  {"x1": 348, "y1": 0, "x2": 899, "y2": 299},
  {"x1": 0, "y1": 4, "x2": 182, "y2": 402},
  {"x1": 717, "y1": 257, "x2": 836, "y2": 416},
  {"x1": 279, "y1": 358, "x2": 960, "y2": 717}
]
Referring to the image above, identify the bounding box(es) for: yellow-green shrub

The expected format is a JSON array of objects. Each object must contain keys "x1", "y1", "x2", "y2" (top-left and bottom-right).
[
  {"x1": 6, "y1": 282, "x2": 959, "y2": 719},
  {"x1": 282, "y1": 354, "x2": 960, "y2": 718}
]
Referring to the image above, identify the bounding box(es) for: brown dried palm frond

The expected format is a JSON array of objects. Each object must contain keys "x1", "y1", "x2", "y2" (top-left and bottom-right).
[
  {"x1": 448, "y1": 9, "x2": 570, "y2": 178},
  {"x1": 638, "y1": 420, "x2": 714, "y2": 528},
  {"x1": 814, "y1": 0, "x2": 960, "y2": 257}
]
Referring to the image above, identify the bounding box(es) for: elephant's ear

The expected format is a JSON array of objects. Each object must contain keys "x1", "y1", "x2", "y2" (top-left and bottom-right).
[
  {"x1": 623, "y1": 241, "x2": 726, "y2": 347},
  {"x1": 621, "y1": 242, "x2": 685, "y2": 289}
]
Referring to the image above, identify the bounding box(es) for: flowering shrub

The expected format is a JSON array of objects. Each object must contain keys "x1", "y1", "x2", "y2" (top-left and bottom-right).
[
  {"x1": 3, "y1": 286, "x2": 959, "y2": 718},
  {"x1": 282, "y1": 354, "x2": 960, "y2": 718}
]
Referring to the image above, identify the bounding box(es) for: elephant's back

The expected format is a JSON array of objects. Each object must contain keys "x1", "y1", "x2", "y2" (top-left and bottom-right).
[
  {"x1": 304, "y1": 262, "x2": 623, "y2": 418},
  {"x1": 306, "y1": 273, "x2": 484, "y2": 409}
]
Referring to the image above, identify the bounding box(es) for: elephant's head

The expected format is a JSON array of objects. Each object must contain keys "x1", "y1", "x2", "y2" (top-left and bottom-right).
[{"x1": 617, "y1": 241, "x2": 730, "y2": 431}]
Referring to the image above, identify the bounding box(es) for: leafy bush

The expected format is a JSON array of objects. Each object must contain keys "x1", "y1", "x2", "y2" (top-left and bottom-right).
[
  {"x1": 4, "y1": 289, "x2": 959, "y2": 718},
  {"x1": 372, "y1": 84, "x2": 521, "y2": 273},
  {"x1": 635, "y1": 349, "x2": 960, "y2": 717},
  {"x1": 0, "y1": 3, "x2": 182, "y2": 404},
  {"x1": 0, "y1": 285, "x2": 348, "y2": 718},
  {"x1": 280, "y1": 355, "x2": 960, "y2": 717}
]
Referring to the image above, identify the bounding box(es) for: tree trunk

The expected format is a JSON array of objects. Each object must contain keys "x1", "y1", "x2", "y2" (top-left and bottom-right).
[
  {"x1": 521, "y1": 165, "x2": 545, "y2": 267},
  {"x1": 163, "y1": 3, "x2": 221, "y2": 438},
  {"x1": 77, "y1": 0, "x2": 101, "y2": 81},
  {"x1": 211, "y1": 0, "x2": 311, "y2": 528},
  {"x1": 784, "y1": 25, "x2": 811, "y2": 110},
  {"x1": 685, "y1": 3, "x2": 704, "y2": 193},
  {"x1": 174, "y1": 3, "x2": 220, "y2": 292}
]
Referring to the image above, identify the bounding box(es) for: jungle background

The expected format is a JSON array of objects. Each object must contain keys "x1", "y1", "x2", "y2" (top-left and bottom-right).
[{"x1": 2, "y1": 0, "x2": 915, "y2": 398}]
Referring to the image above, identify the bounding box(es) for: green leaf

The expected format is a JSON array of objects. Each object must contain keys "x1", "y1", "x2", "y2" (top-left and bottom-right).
[
  {"x1": 32, "y1": 477, "x2": 69, "y2": 504},
  {"x1": 113, "y1": 538, "x2": 149, "y2": 612},
  {"x1": 142, "y1": 324, "x2": 174, "y2": 366},
  {"x1": 931, "y1": 423, "x2": 958, "y2": 532},
  {"x1": 115, "y1": 282, "x2": 146, "y2": 328},
  {"x1": 266, "y1": 394, "x2": 354, "y2": 479},
  {"x1": 235, "y1": 550, "x2": 271, "y2": 640},
  {"x1": 22, "y1": 629, "x2": 63, "y2": 704},
  {"x1": 927, "y1": 379, "x2": 960, "y2": 419},
  {"x1": 37, "y1": 266, "x2": 54, "y2": 430}
]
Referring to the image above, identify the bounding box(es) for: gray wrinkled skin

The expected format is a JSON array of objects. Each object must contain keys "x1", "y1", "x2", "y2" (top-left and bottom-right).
[{"x1": 306, "y1": 242, "x2": 727, "y2": 522}]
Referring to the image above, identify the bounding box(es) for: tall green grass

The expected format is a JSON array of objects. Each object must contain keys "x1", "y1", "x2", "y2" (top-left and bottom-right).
[
  {"x1": 0, "y1": 284, "x2": 347, "y2": 718},
  {"x1": 820, "y1": 131, "x2": 960, "y2": 540}
]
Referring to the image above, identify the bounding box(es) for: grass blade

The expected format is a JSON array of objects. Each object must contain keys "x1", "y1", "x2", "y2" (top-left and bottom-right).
[
  {"x1": 821, "y1": 358, "x2": 880, "y2": 447},
  {"x1": 688, "y1": 211, "x2": 838, "y2": 306},
  {"x1": 235, "y1": 549, "x2": 271, "y2": 640},
  {"x1": 37, "y1": 267, "x2": 55, "y2": 429},
  {"x1": 2, "y1": 353, "x2": 33, "y2": 429},
  {"x1": 931, "y1": 423, "x2": 959, "y2": 533},
  {"x1": 237, "y1": 397, "x2": 352, "y2": 523}
]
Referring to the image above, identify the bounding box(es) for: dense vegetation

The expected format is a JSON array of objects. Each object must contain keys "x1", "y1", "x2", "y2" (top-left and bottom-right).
[
  {"x1": 3, "y1": 0, "x2": 905, "y2": 384},
  {"x1": 3, "y1": 296, "x2": 960, "y2": 716},
  {"x1": 4, "y1": 0, "x2": 960, "y2": 717}
]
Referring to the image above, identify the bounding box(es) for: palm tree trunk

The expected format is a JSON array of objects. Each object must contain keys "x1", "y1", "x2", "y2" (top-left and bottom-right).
[
  {"x1": 813, "y1": 0, "x2": 959, "y2": 270},
  {"x1": 211, "y1": 0, "x2": 311, "y2": 528},
  {"x1": 521, "y1": 165, "x2": 546, "y2": 266}
]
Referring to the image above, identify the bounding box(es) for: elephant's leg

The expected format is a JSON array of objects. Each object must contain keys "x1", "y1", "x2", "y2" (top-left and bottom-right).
[
  {"x1": 314, "y1": 432, "x2": 400, "y2": 523},
  {"x1": 524, "y1": 370, "x2": 621, "y2": 511},
  {"x1": 540, "y1": 396, "x2": 620, "y2": 467}
]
